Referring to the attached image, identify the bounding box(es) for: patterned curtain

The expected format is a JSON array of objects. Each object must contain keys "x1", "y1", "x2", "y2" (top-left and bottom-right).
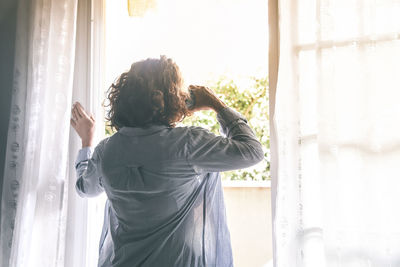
[{"x1": 0, "y1": 0, "x2": 93, "y2": 266}]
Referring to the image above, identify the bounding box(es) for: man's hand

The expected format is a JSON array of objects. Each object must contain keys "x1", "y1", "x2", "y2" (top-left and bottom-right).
[
  {"x1": 188, "y1": 85, "x2": 227, "y2": 113},
  {"x1": 70, "y1": 102, "x2": 95, "y2": 147}
]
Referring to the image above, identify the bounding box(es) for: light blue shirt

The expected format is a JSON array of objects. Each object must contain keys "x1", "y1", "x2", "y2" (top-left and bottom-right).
[{"x1": 75, "y1": 107, "x2": 264, "y2": 267}]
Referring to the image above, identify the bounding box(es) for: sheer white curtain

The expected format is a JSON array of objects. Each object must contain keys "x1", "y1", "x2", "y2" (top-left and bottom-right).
[
  {"x1": 0, "y1": 0, "x2": 103, "y2": 266},
  {"x1": 271, "y1": 0, "x2": 400, "y2": 266}
]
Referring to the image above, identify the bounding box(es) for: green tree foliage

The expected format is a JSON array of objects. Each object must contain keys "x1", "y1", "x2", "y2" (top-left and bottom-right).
[
  {"x1": 105, "y1": 76, "x2": 270, "y2": 181},
  {"x1": 180, "y1": 76, "x2": 270, "y2": 181}
]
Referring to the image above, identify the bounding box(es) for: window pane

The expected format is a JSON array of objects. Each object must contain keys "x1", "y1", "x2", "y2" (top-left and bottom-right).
[
  {"x1": 297, "y1": 0, "x2": 317, "y2": 44},
  {"x1": 105, "y1": 0, "x2": 268, "y2": 86},
  {"x1": 364, "y1": 0, "x2": 400, "y2": 36},
  {"x1": 320, "y1": 41, "x2": 400, "y2": 144},
  {"x1": 320, "y1": 0, "x2": 361, "y2": 41},
  {"x1": 298, "y1": 50, "x2": 318, "y2": 136},
  {"x1": 319, "y1": 0, "x2": 400, "y2": 41}
]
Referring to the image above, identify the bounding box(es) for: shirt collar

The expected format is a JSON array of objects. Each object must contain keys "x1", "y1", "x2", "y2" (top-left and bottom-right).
[{"x1": 118, "y1": 124, "x2": 170, "y2": 136}]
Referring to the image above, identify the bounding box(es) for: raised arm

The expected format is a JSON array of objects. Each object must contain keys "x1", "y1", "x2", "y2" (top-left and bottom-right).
[
  {"x1": 70, "y1": 101, "x2": 104, "y2": 197},
  {"x1": 186, "y1": 86, "x2": 264, "y2": 173}
]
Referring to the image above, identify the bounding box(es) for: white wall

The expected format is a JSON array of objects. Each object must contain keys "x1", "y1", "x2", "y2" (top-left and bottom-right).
[{"x1": 223, "y1": 186, "x2": 273, "y2": 267}]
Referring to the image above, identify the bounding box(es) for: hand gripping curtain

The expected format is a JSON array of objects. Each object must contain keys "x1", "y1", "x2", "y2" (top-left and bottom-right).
[
  {"x1": 271, "y1": 0, "x2": 400, "y2": 266},
  {"x1": 0, "y1": 0, "x2": 93, "y2": 266}
]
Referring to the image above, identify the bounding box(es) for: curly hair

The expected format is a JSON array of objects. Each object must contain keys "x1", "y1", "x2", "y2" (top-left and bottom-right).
[{"x1": 105, "y1": 56, "x2": 190, "y2": 130}]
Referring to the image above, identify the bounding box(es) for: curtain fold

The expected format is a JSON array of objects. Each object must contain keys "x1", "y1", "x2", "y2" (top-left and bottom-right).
[
  {"x1": 272, "y1": 0, "x2": 400, "y2": 266},
  {"x1": 268, "y1": 0, "x2": 279, "y2": 265},
  {"x1": 0, "y1": 0, "x2": 91, "y2": 266}
]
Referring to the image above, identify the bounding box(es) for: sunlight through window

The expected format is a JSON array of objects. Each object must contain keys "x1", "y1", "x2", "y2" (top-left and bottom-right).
[{"x1": 87, "y1": 1, "x2": 271, "y2": 266}]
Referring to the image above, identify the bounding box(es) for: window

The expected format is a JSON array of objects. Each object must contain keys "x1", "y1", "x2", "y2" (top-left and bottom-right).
[
  {"x1": 87, "y1": 1, "x2": 272, "y2": 266},
  {"x1": 105, "y1": 0, "x2": 270, "y2": 182}
]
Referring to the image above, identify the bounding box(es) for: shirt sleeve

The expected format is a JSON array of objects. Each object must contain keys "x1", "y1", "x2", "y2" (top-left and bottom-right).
[
  {"x1": 75, "y1": 140, "x2": 106, "y2": 197},
  {"x1": 186, "y1": 107, "x2": 264, "y2": 173}
]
